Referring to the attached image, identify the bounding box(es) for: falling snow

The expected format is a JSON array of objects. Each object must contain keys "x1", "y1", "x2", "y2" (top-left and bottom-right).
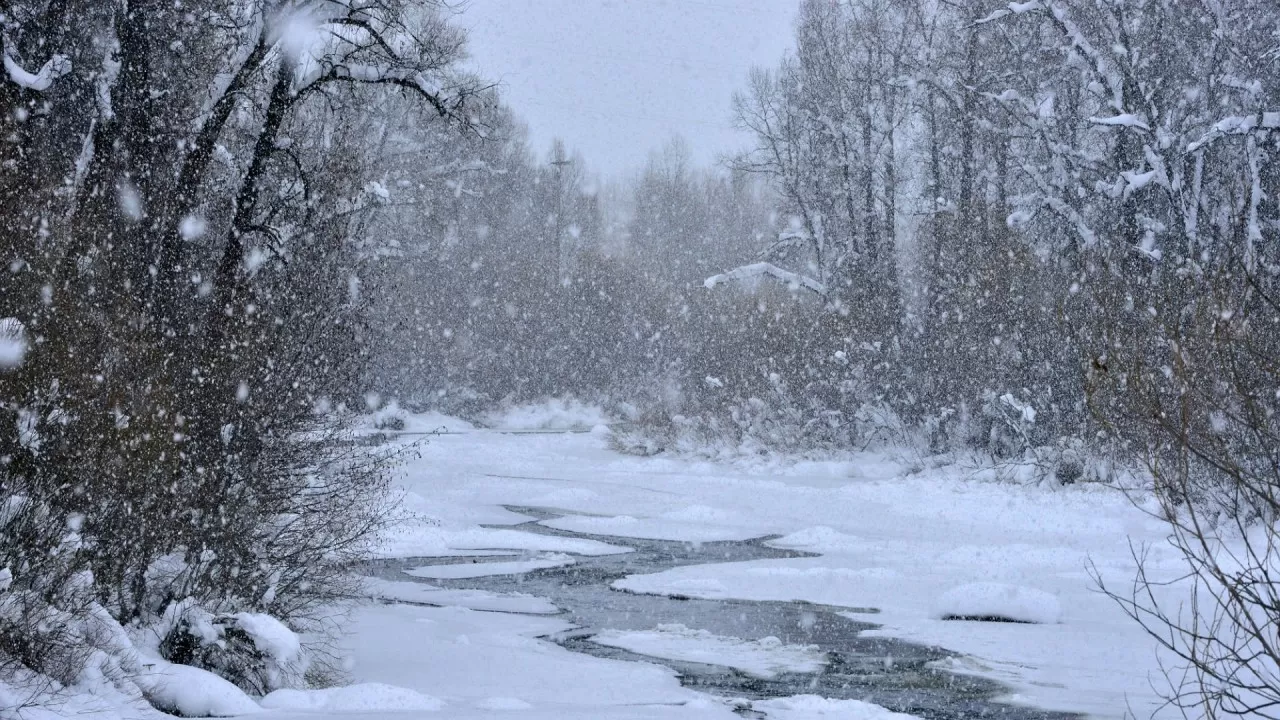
[{"x1": 2, "y1": 3, "x2": 1279, "y2": 720}]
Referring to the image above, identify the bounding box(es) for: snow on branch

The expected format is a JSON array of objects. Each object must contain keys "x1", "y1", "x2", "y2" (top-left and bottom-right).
[
  {"x1": 1043, "y1": 4, "x2": 1125, "y2": 113},
  {"x1": 1089, "y1": 114, "x2": 1150, "y2": 131},
  {"x1": 1186, "y1": 112, "x2": 1280, "y2": 153},
  {"x1": 704, "y1": 262, "x2": 826, "y2": 296},
  {"x1": 761, "y1": 229, "x2": 808, "y2": 261},
  {"x1": 3, "y1": 50, "x2": 70, "y2": 92},
  {"x1": 1120, "y1": 169, "x2": 1159, "y2": 198},
  {"x1": 976, "y1": 2, "x2": 1128, "y2": 118},
  {"x1": 974, "y1": 1, "x2": 1043, "y2": 25}
]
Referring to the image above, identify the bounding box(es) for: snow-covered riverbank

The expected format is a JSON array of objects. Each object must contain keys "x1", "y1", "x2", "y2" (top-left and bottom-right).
[
  {"x1": 10, "y1": 417, "x2": 1183, "y2": 720},
  {"x1": 343, "y1": 418, "x2": 1178, "y2": 719}
]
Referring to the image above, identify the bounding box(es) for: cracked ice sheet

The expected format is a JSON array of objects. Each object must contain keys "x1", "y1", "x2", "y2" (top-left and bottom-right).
[
  {"x1": 376, "y1": 504, "x2": 631, "y2": 559},
  {"x1": 365, "y1": 578, "x2": 560, "y2": 615},
  {"x1": 540, "y1": 504, "x2": 766, "y2": 542},
  {"x1": 403, "y1": 553, "x2": 576, "y2": 580},
  {"x1": 590, "y1": 624, "x2": 827, "y2": 679},
  {"x1": 319, "y1": 603, "x2": 744, "y2": 720}
]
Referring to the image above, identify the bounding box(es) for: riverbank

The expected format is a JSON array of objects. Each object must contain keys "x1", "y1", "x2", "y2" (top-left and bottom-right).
[{"x1": 7, "y1": 415, "x2": 1180, "y2": 720}]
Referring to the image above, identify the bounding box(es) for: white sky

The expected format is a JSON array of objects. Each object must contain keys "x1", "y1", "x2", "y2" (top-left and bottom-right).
[{"x1": 455, "y1": 0, "x2": 801, "y2": 177}]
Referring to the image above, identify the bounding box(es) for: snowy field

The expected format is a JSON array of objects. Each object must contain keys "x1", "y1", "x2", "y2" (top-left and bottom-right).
[{"x1": 323, "y1": 410, "x2": 1184, "y2": 720}]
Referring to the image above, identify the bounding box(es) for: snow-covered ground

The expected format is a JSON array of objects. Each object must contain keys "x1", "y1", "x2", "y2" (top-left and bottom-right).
[
  {"x1": 327, "y1": 603, "x2": 741, "y2": 720},
  {"x1": 590, "y1": 625, "x2": 828, "y2": 679},
  {"x1": 402, "y1": 553, "x2": 577, "y2": 580},
  {"x1": 364, "y1": 414, "x2": 1182, "y2": 720},
  {"x1": 364, "y1": 578, "x2": 562, "y2": 615},
  {"x1": 14, "y1": 412, "x2": 1185, "y2": 720}
]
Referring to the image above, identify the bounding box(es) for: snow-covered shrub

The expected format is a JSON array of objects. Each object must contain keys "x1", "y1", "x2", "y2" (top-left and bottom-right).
[
  {"x1": 484, "y1": 398, "x2": 611, "y2": 431},
  {"x1": 372, "y1": 401, "x2": 408, "y2": 431},
  {"x1": 0, "y1": 520, "x2": 146, "y2": 703},
  {"x1": 2, "y1": 375, "x2": 397, "y2": 703},
  {"x1": 851, "y1": 402, "x2": 905, "y2": 450},
  {"x1": 915, "y1": 404, "x2": 969, "y2": 455},
  {"x1": 608, "y1": 415, "x2": 671, "y2": 457},
  {"x1": 978, "y1": 390, "x2": 1043, "y2": 459},
  {"x1": 617, "y1": 369, "x2": 871, "y2": 460},
  {"x1": 933, "y1": 582, "x2": 1062, "y2": 624},
  {"x1": 730, "y1": 393, "x2": 808, "y2": 453},
  {"x1": 0, "y1": 488, "x2": 96, "y2": 689},
  {"x1": 157, "y1": 601, "x2": 307, "y2": 696}
]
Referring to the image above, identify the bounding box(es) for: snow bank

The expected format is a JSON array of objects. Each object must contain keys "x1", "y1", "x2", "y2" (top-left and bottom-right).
[
  {"x1": 260, "y1": 683, "x2": 442, "y2": 712},
  {"x1": 347, "y1": 604, "x2": 735, "y2": 716},
  {"x1": 615, "y1": 575, "x2": 730, "y2": 599},
  {"x1": 135, "y1": 660, "x2": 262, "y2": 717},
  {"x1": 769, "y1": 525, "x2": 866, "y2": 553},
  {"x1": 543, "y1": 505, "x2": 762, "y2": 542},
  {"x1": 473, "y1": 696, "x2": 534, "y2": 710},
  {"x1": 375, "y1": 520, "x2": 630, "y2": 559},
  {"x1": 402, "y1": 553, "x2": 575, "y2": 580},
  {"x1": 485, "y1": 399, "x2": 610, "y2": 431},
  {"x1": 933, "y1": 582, "x2": 1062, "y2": 624},
  {"x1": 752, "y1": 695, "x2": 919, "y2": 719},
  {"x1": 590, "y1": 624, "x2": 827, "y2": 679},
  {"x1": 366, "y1": 578, "x2": 560, "y2": 614},
  {"x1": 371, "y1": 401, "x2": 408, "y2": 430},
  {"x1": 616, "y1": 566, "x2": 900, "y2": 602},
  {"x1": 0, "y1": 673, "x2": 169, "y2": 720}
]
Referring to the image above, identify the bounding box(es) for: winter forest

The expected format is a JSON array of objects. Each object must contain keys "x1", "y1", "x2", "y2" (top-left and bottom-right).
[{"x1": 3, "y1": 1, "x2": 1280, "y2": 719}]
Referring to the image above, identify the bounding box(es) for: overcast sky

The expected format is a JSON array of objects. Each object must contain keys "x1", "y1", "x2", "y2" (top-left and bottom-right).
[{"x1": 455, "y1": 0, "x2": 801, "y2": 178}]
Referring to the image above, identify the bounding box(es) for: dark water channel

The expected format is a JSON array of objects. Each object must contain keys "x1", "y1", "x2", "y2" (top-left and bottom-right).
[{"x1": 365, "y1": 506, "x2": 1077, "y2": 720}]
